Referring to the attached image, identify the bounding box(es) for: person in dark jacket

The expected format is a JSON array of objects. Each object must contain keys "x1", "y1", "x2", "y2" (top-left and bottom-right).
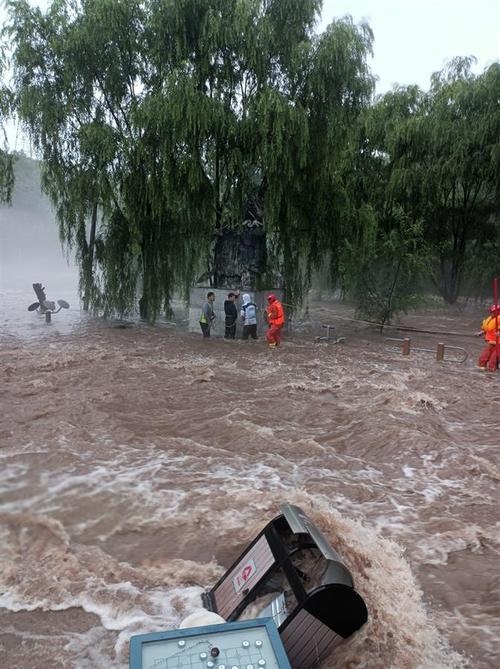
[
  {"x1": 199, "y1": 292, "x2": 216, "y2": 338},
  {"x1": 224, "y1": 292, "x2": 239, "y2": 339}
]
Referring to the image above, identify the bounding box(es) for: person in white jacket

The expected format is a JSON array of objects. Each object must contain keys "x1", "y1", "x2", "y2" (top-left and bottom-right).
[{"x1": 240, "y1": 293, "x2": 258, "y2": 340}]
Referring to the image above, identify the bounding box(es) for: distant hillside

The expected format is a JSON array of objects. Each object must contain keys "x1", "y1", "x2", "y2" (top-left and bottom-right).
[
  {"x1": 2, "y1": 152, "x2": 53, "y2": 210},
  {"x1": 0, "y1": 154, "x2": 78, "y2": 290}
]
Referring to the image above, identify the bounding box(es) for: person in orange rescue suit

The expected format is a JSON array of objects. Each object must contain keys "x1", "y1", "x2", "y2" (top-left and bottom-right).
[
  {"x1": 477, "y1": 304, "x2": 500, "y2": 371},
  {"x1": 265, "y1": 294, "x2": 285, "y2": 348}
]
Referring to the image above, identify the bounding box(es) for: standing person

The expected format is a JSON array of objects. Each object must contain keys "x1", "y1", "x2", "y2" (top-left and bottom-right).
[
  {"x1": 265, "y1": 293, "x2": 285, "y2": 348},
  {"x1": 199, "y1": 291, "x2": 216, "y2": 338},
  {"x1": 224, "y1": 292, "x2": 239, "y2": 339},
  {"x1": 477, "y1": 304, "x2": 500, "y2": 371},
  {"x1": 241, "y1": 293, "x2": 258, "y2": 340}
]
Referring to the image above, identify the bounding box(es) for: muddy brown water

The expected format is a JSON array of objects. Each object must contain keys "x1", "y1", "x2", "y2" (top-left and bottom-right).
[{"x1": 1, "y1": 289, "x2": 499, "y2": 668}]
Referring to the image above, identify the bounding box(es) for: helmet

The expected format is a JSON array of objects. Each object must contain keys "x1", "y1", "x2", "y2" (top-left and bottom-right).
[{"x1": 267, "y1": 293, "x2": 276, "y2": 303}]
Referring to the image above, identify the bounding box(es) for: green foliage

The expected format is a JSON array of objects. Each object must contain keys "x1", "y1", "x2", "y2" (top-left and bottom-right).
[
  {"x1": 5, "y1": 0, "x2": 374, "y2": 319},
  {"x1": 0, "y1": 148, "x2": 14, "y2": 205},
  {"x1": 342, "y1": 206, "x2": 425, "y2": 324},
  {"x1": 6, "y1": 0, "x2": 497, "y2": 321},
  {"x1": 422, "y1": 59, "x2": 500, "y2": 302},
  {"x1": 0, "y1": 43, "x2": 15, "y2": 204},
  {"x1": 361, "y1": 59, "x2": 500, "y2": 305},
  {"x1": 257, "y1": 15, "x2": 374, "y2": 304}
]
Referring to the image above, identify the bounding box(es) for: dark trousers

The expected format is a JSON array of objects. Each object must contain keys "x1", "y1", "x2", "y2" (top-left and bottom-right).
[
  {"x1": 200, "y1": 322, "x2": 211, "y2": 338},
  {"x1": 225, "y1": 318, "x2": 237, "y2": 339},
  {"x1": 243, "y1": 324, "x2": 258, "y2": 340}
]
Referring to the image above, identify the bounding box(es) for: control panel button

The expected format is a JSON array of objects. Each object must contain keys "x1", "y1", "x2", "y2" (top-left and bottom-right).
[
  {"x1": 242, "y1": 640, "x2": 250, "y2": 648},
  {"x1": 177, "y1": 640, "x2": 186, "y2": 647},
  {"x1": 255, "y1": 640, "x2": 263, "y2": 648}
]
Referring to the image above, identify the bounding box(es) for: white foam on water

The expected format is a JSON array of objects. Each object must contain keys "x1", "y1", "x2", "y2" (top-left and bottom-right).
[
  {"x1": 414, "y1": 524, "x2": 500, "y2": 566},
  {"x1": 1, "y1": 306, "x2": 497, "y2": 667}
]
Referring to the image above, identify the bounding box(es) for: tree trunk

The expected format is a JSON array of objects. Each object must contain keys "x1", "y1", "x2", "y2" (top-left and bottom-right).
[
  {"x1": 82, "y1": 202, "x2": 97, "y2": 311},
  {"x1": 139, "y1": 294, "x2": 148, "y2": 320},
  {"x1": 439, "y1": 255, "x2": 463, "y2": 304}
]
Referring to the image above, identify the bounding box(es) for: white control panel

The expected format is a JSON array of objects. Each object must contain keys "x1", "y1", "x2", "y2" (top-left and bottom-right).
[{"x1": 130, "y1": 619, "x2": 290, "y2": 669}]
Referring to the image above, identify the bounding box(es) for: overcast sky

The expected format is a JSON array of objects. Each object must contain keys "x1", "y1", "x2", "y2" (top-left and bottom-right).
[
  {"x1": 1, "y1": 0, "x2": 499, "y2": 150},
  {"x1": 321, "y1": 0, "x2": 500, "y2": 92}
]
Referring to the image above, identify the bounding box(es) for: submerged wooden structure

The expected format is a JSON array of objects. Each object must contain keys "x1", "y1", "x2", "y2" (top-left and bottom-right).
[{"x1": 202, "y1": 503, "x2": 368, "y2": 669}]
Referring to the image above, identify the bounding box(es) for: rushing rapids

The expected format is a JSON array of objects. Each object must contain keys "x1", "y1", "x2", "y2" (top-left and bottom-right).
[{"x1": 0, "y1": 288, "x2": 498, "y2": 668}]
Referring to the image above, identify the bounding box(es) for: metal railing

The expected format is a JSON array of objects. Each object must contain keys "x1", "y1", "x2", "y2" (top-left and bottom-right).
[
  {"x1": 315, "y1": 324, "x2": 345, "y2": 344},
  {"x1": 385, "y1": 337, "x2": 468, "y2": 363}
]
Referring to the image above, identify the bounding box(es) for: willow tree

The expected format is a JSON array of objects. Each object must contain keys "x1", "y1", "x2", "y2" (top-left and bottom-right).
[
  {"x1": 7, "y1": 0, "x2": 154, "y2": 314},
  {"x1": 7, "y1": 0, "x2": 374, "y2": 318},
  {"x1": 337, "y1": 85, "x2": 428, "y2": 323},
  {"x1": 423, "y1": 59, "x2": 500, "y2": 301},
  {"x1": 361, "y1": 59, "x2": 500, "y2": 305},
  {"x1": 0, "y1": 44, "x2": 14, "y2": 204},
  {"x1": 252, "y1": 11, "x2": 374, "y2": 302}
]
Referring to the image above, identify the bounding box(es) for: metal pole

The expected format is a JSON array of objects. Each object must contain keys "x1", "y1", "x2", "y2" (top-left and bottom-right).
[{"x1": 436, "y1": 342, "x2": 445, "y2": 361}]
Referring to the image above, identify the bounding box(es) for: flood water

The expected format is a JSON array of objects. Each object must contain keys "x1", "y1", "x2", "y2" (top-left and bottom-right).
[{"x1": 1, "y1": 286, "x2": 499, "y2": 668}]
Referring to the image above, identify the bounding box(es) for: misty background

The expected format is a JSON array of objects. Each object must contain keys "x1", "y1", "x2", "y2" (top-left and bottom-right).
[{"x1": 0, "y1": 155, "x2": 79, "y2": 293}]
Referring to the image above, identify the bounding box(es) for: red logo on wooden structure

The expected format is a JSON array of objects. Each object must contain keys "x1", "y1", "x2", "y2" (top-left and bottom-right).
[{"x1": 232, "y1": 558, "x2": 257, "y2": 593}]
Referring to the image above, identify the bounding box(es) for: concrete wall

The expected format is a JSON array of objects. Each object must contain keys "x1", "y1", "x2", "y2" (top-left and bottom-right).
[{"x1": 188, "y1": 287, "x2": 283, "y2": 338}]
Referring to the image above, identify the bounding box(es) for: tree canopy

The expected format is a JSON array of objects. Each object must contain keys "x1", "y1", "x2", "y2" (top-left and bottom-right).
[
  {"x1": 3, "y1": 1, "x2": 499, "y2": 320},
  {"x1": 5, "y1": 0, "x2": 373, "y2": 318},
  {"x1": 338, "y1": 58, "x2": 500, "y2": 321},
  {"x1": 0, "y1": 44, "x2": 14, "y2": 204}
]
